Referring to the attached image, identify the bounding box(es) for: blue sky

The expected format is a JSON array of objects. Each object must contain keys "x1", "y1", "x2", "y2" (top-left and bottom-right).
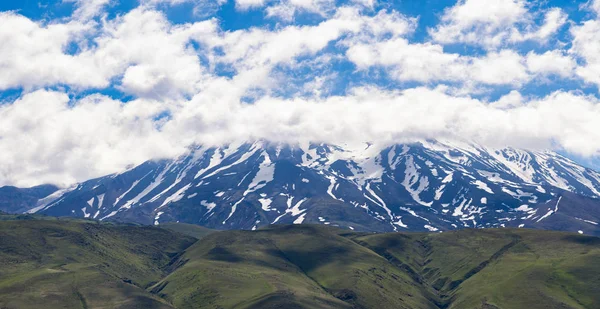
[
  {"x1": 1, "y1": 0, "x2": 600, "y2": 186},
  {"x1": 0, "y1": 0, "x2": 596, "y2": 100}
]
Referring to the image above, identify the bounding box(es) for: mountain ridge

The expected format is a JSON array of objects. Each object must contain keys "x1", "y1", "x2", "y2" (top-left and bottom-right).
[{"x1": 4, "y1": 140, "x2": 600, "y2": 235}]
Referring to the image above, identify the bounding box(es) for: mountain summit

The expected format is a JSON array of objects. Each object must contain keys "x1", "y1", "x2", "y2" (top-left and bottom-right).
[{"x1": 17, "y1": 140, "x2": 600, "y2": 235}]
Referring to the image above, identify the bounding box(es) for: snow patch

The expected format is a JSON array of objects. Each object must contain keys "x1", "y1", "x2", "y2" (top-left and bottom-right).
[
  {"x1": 424, "y1": 225, "x2": 438, "y2": 232},
  {"x1": 293, "y1": 213, "x2": 307, "y2": 224},
  {"x1": 154, "y1": 211, "x2": 164, "y2": 225},
  {"x1": 81, "y1": 207, "x2": 90, "y2": 218},
  {"x1": 201, "y1": 200, "x2": 217, "y2": 212},
  {"x1": 223, "y1": 198, "x2": 243, "y2": 224},
  {"x1": 515, "y1": 205, "x2": 533, "y2": 212},
  {"x1": 97, "y1": 194, "x2": 105, "y2": 208},
  {"x1": 244, "y1": 152, "x2": 275, "y2": 195},
  {"x1": 473, "y1": 180, "x2": 493, "y2": 194},
  {"x1": 159, "y1": 184, "x2": 191, "y2": 208},
  {"x1": 326, "y1": 175, "x2": 344, "y2": 202},
  {"x1": 402, "y1": 156, "x2": 433, "y2": 207},
  {"x1": 259, "y1": 198, "x2": 272, "y2": 211}
]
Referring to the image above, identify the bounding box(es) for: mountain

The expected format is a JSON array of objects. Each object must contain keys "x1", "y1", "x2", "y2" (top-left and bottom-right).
[
  {"x1": 18, "y1": 140, "x2": 600, "y2": 235},
  {"x1": 1, "y1": 217, "x2": 599, "y2": 309},
  {"x1": 0, "y1": 184, "x2": 58, "y2": 213}
]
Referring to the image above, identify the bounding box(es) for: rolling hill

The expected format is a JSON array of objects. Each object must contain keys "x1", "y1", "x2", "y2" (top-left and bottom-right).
[{"x1": 1, "y1": 215, "x2": 599, "y2": 309}]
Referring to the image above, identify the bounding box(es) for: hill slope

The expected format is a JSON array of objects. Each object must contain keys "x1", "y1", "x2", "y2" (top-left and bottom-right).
[
  {"x1": 0, "y1": 216, "x2": 196, "y2": 309},
  {"x1": 1, "y1": 217, "x2": 599, "y2": 309}
]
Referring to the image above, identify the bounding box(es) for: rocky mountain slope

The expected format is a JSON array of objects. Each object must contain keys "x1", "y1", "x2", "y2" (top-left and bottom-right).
[
  {"x1": 0, "y1": 184, "x2": 58, "y2": 213},
  {"x1": 16, "y1": 140, "x2": 600, "y2": 235}
]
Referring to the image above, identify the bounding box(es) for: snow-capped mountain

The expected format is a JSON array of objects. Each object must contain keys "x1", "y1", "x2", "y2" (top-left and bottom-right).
[{"x1": 22, "y1": 140, "x2": 600, "y2": 235}]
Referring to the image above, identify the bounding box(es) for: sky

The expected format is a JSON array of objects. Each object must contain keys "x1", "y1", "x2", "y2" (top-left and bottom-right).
[{"x1": 1, "y1": 0, "x2": 600, "y2": 187}]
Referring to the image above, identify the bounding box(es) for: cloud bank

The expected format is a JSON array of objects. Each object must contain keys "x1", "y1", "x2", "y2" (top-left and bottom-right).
[{"x1": 0, "y1": 0, "x2": 600, "y2": 187}]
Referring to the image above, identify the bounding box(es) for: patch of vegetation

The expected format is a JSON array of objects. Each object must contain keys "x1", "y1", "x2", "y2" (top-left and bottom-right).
[
  {"x1": 159, "y1": 222, "x2": 216, "y2": 240},
  {"x1": 0, "y1": 218, "x2": 195, "y2": 309},
  {"x1": 1, "y1": 218, "x2": 598, "y2": 309}
]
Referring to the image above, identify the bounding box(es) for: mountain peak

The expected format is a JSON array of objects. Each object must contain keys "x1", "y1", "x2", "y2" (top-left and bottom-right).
[{"x1": 10, "y1": 141, "x2": 600, "y2": 236}]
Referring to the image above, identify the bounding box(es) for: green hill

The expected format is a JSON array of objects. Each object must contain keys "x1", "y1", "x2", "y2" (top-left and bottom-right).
[
  {"x1": 159, "y1": 222, "x2": 217, "y2": 240},
  {"x1": 1, "y1": 217, "x2": 599, "y2": 309},
  {"x1": 0, "y1": 218, "x2": 196, "y2": 309}
]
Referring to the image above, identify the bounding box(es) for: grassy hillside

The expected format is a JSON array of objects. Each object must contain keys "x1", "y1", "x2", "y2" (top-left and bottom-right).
[
  {"x1": 153, "y1": 225, "x2": 435, "y2": 309},
  {"x1": 0, "y1": 217, "x2": 599, "y2": 309},
  {"x1": 159, "y1": 222, "x2": 216, "y2": 239},
  {"x1": 352, "y1": 228, "x2": 600, "y2": 308},
  {"x1": 0, "y1": 217, "x2": 196, "y2": 309}
]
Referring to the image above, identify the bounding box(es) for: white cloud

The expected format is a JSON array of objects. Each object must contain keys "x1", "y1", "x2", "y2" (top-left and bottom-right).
[
  {"x1": 141, "y1": 0, "x2": 227, "y2": 17},
  {"x1": 1, "y1": 2, "x2": 600, "y2": 187},
  {"x1": 0, "y1": 8, "x2": 218, "y2": 97},
  {"x1": 429, "y1": 0, "x2": 566, "y2": 48},
  {"x1": 96, "y1": 8, "x2": 217, "y2": 98},
  {"x1": 265, "y1": 2, "x2": 297, "y2": 20},
  {"x1": 203, "y1": 8, "x2": 415, "y2": 96},
  {"x1": 202, "y1": 7, "x2": 364, "y2": 95},
  {"x1": 354, "y1": 9, "x2": 417, "y2": 39},
  {"x1": 430, "y1": 0, "x2": 527, "y2": 46},
  {"x1": 530, "y1": 8, "x2": 568, "y2": 41},
  {"x1": 350, "y1": 0, "x2": 376, "y2": 9},
  {"x1": 64, "y1": 0, "x2": 111, "y2": 20},
  {"x1": 587, "y1": 0, "x2": 600, "y2": 15},
  {"x1": 0, "y1": 12, "x2": 114, "y2": 91},
  {"x1": 5, "y1": 85, "x2": 600, "y2": 187},
  {"x1": 236, "y1": 0, "x2": 267, "y2": 10},
  {"x1": 347, "y1": 40, "x2": 536, "y2": 86},
  {"x1": 469, "y1": 50, "x2": 529, "y2": 85},
  {"x1": 347, "y1": 39, "x2": 463, "y2": 82},
  {"x1": 570, "y1": 19, "x2": 600, "y2": 88},
  {"x1": 0, "y1": 90, "x2": 183, "y2": 187},
  {"x1": 490, "y1": 90, "x2": 524, "y2": 109},
  {"x1": 266, "y1": 0, "x2": 336, "y2": 21},
  {"x1": 526, "y1": 50, "x2": 576, "y2": 78}
]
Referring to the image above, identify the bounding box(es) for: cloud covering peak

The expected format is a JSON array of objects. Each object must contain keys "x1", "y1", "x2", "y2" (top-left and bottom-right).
[{"x1": 0, "y1": 0, "x2": 600, "y2": 187}]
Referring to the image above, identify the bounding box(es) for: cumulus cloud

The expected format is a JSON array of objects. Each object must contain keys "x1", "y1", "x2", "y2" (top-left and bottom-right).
[
  {"x1": 236, "y1": 0, "x2": 267, "y2": 10},
  {"x1": 0, "y1": 0, "x2": 600, "y2": 186},
  {"x1": 0, "y1": 12, "x2": 100, "y2": 90},
  {"x1": 0, "y1": 90, "x2": 183, "y2": 187},
  {"x1": 429, "y1": 0, "x2": 566, "y2": 48},
  {"x1": 266, "y1": 0, "x2": 337, "y2": 21},
  {"x1": 570, "y1": 19, "x2": 600, "y2": 88},
  {"x1": 141, "y1": 0, "x2": 227, "y2": 16},
  {"x1": 4, "y1": 85, "x2": 600, "y2": 187},
  {"x1": 167, "y1": 86, "x2": 600, "y2": 159},
  {"x1": 350, "y1": 0, "x2": 376, "y2": 9},
  {"x1": 64, "y1": 0, "x2": 111, "y2": 20},
  {"x1": 236, "y1": 0, "x2": 340, "y2": 19},
  {"x1": 346, "y1": 40, "x2": 575, "y2": 86},
  {"x1": 0, "y1": 8, "x2": 217, "y2": 97},
  {"x1": 588, "y1": 0, "x2": 600, "y2": 15},
  {"x1": 526, "y1": 50, "x2": 576, "y2": 78}
]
